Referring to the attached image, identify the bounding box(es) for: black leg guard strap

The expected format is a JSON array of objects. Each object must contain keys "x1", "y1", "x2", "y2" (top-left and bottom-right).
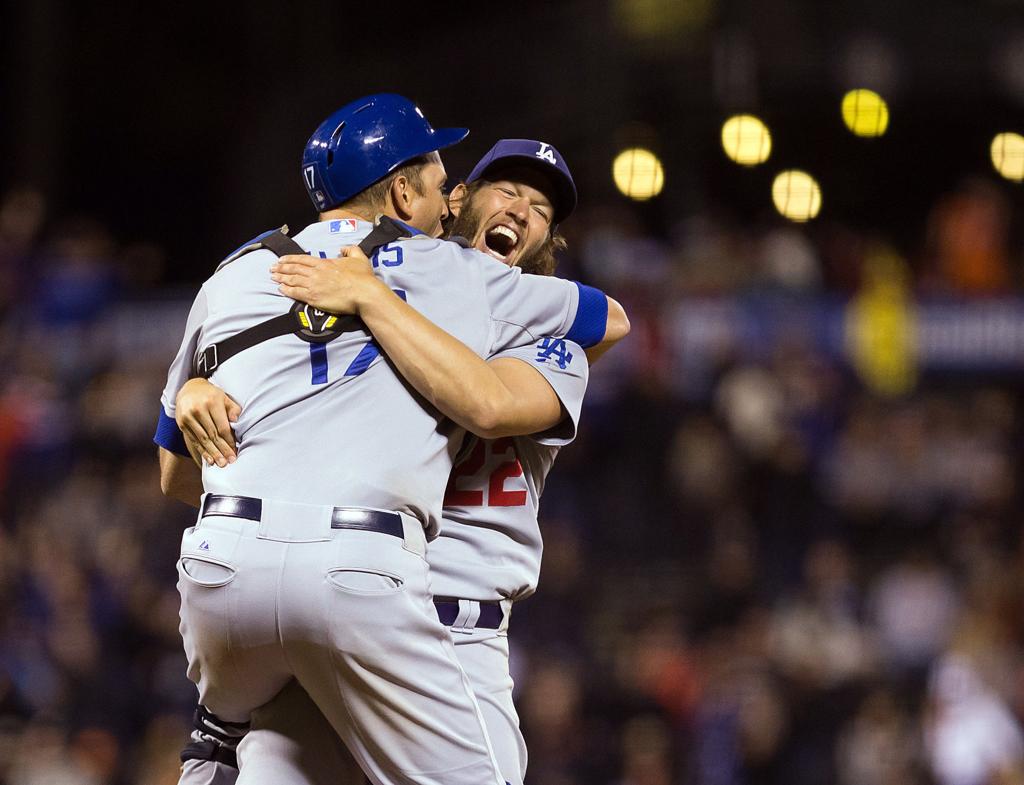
[
  {"x1": 181, "y1": 737, "x2": 239, "y2": 768},
  {"x1": 194, "y1": 704, "x2": 250, "y2": 744}
]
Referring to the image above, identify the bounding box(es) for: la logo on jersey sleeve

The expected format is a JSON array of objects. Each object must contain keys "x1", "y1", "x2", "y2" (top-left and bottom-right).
[{"x1": 534, "y1": 338, "x2": 573, "y2": 369}]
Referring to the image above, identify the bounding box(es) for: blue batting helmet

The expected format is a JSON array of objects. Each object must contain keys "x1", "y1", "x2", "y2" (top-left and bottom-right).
[{"x1": 302, "y1": 94, "x2": 468, "y2": 212}]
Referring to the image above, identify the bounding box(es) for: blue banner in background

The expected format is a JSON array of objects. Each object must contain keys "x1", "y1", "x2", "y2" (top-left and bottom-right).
[
  {"x1": 119, "y1": 295, "x2": 1024, "y2": 394},
  {"x1": 916, "y1": 300, "x2": 1024, "y2": 370},
  {"x1": 667, "y1": 296, "x2": 1024, "y2": 373}
]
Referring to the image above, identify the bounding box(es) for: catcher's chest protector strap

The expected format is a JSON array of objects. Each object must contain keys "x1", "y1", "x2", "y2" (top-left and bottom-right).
[{"x1": 192, "y1": 217, "x2": 409, "y2": 378}]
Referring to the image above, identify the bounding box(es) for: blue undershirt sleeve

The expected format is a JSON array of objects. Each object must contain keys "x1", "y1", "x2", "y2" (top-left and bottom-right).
[
  {"x1": 564, "y1": 283, "x2": 608, "y2": 349},
  {"x1": 154, "y1": 408, "x2": 189, "y2": 457}
]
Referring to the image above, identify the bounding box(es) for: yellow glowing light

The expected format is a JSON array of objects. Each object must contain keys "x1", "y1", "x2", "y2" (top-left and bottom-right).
[
  {"x1": 772, "y1": 170, "x2": 822, "y2": 222},
  {"x1": 615, "y1": 0, "x2": 715, "y2": 42},
  {"x1": 721, "y1": 114, "x2": 772, "y2": 166},
  {"x1": 991, "y1": 132, "x2": 1024, "y2": 182},
  {"x1": 841, "y1": 89, "x2": 890, "y2": 137},
  {"x1": 847, "y1": 247, "x2": 917, "y2": 397},
  {"x1": 612, "y1": 148, "x2": 665, "y2": 201}
]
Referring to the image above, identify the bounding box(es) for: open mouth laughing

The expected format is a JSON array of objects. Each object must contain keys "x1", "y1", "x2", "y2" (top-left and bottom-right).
[{"x1": 481, "y1": 223, "x2": 521, "y2": 262}]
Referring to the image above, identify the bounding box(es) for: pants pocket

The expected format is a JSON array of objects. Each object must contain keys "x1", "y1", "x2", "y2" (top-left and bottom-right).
[
  {"x1": 179, "y1": 555, "x2": 238, "y2": 588},
  {"x1": 326, "y1": 568, "x2": 404, "y2": 595}
]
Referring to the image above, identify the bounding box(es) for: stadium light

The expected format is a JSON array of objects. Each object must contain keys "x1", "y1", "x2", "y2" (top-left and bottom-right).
[
  {"x1": 991, "y1": 132, "x2": 1024, "y2": 182},
  {"x1": 721, "y1": 114, "x2": 772, "y2": 166},
  {"x1": 612, "y1": 148, "x2": 665, "y2": 201},
  {"x1": 841, "y1": 89, "x2": 890, "y2": 137},
  {"x1": 772, "y1": 170, "x2": 822, "y2": 222}
]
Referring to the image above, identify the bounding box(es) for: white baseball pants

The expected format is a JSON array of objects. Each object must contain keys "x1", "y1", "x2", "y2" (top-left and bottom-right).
[{"x1": 176, "y1": 498, "x2": 504, "y2": 785}]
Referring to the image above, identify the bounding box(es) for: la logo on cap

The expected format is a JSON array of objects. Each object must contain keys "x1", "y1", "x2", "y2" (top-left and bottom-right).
[{"x1": 536, "y1": 142, "x2": 557, "y2": 165}]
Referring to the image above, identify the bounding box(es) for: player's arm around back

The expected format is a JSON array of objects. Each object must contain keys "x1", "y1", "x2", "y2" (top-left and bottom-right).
[
  {"x1": 270, "y1": 248, "x2": 581, "y2": 438},
  {"x1": 589, "y1": 295, "x2": 630, "y2": 363},
  {"x1": 298, "y1": 255, "x2": 563, "y2": 437},
  {"x1": 154, "y1": 284, "x2": 212, "y2": 508},
  {"x1": 478, "y1": 252, "x2": 629, "y2": 358},
  {"x1": 158, "y1": 447, "x2": 203, "y2": 508},
  {"x1": 158, "y1": 388, "x2": 217, "y2": 507}
]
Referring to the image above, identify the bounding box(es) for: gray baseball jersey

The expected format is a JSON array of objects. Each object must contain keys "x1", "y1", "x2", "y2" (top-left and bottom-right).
[
  {"x1": 430, "y1": 337, "x2": 589, "y2": 602},
  {"x1": 156, "y1": 219, "x2": 608, "y2": 537}
]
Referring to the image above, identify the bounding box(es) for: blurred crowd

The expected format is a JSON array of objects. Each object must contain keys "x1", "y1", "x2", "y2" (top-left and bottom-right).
[{"x1": 0, "y1": 177, "x2": 1021, "y2": 785}]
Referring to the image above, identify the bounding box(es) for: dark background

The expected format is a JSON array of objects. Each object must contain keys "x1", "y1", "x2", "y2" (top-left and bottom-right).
[
  {"x1": 6, "y1": 0, "x2": 1024, "y2": 277},
  {"x1": 2, "y1": 2, "x2": 1024, "y2": 784}
]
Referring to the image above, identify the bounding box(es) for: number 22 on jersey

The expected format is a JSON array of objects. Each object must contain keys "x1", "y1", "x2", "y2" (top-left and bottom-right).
[{"x1": 444, "y1": 438, "x2": 527, "y2": 507}]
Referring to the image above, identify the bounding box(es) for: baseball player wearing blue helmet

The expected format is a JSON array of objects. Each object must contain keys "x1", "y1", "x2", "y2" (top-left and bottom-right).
[
  {"x1": 168, "y1": 136, "x2": 626, "y2": 785},
  {"x1": 301, "y1": 93, "x2": 468, "y2": 212},
  {"x1": 157, "y1": 93, "x2": 628, "y2": 785}
]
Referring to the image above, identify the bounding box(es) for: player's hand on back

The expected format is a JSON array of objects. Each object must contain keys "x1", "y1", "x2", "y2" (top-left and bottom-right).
[
  {"x1": 175, "y1": 378, "x2": 241, "y2": 468},
  {"x1": 271, "y1": 247, "x2": 387, "y2": 315},
  {"x1": 181, "y1": 429, "x2": 206, "y2": 470}
]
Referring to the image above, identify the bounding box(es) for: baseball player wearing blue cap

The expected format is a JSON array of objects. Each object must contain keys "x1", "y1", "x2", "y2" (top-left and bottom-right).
[
  {"x1": 156, "y1": 93, "x2": 627, "y2": 785},
  {"x1": 168, "y1": 139, "x2": 619, "y2": 785}
]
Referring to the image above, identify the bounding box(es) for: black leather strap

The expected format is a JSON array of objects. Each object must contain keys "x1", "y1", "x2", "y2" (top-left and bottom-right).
[
  {"x1": 191, "y1": 218, "x2": 411, "y2": 378},
  {"x1": 331, "y1": 507, "x2": 404, "y2": 538},
  {"x1": 193, "y1": 313, "x2": 296, "y2": 378},
  {"x1": 259, "y1": 230, "x2": 305, "y2": 257},
  {"x1": 201, "y1": 494, "x2": 262, "y2": 521},
  {"x1": 355, "y1": 215, "x2": 408, "y2": 255},
  {"x1": 201, "y1": 494, "x2": 404, "y2": 539}
]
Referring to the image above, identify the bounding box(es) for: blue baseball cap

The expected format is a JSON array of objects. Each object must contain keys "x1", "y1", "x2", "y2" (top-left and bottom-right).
[{"x1": 466, "y1": 139, "x2": 577, "y2": 225}]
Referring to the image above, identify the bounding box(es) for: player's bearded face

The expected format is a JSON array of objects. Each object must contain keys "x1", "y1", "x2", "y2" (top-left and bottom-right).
[{"x1": 448, "y1": 171, "x2": 555, "y2": 276}]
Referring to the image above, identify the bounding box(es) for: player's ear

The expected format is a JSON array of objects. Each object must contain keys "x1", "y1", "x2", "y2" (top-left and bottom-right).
[
  {"x1": 447, "y1": 183, "x2": 468, "y2": 218},
  {"x1": 389, "y1": 175, "x2": 415, "y2": 220}
]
